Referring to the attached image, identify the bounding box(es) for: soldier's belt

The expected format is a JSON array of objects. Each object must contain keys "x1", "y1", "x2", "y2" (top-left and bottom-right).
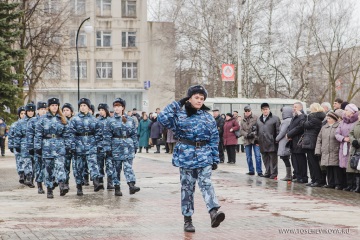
[
  {"x1": 113, "y1": 136, "x2": 129, "y2": 139},
  {"x1": 179, "y1": 139, "x2": 208, "y2": 148},
  {"x1": 76, "y1": 132, "x2": 94, "y2": 136},
  {"x1": 44, "y1": 134, "x2": 62, "y2": 139}
]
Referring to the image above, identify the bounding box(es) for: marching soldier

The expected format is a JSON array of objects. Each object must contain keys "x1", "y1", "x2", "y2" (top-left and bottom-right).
[
  {"x1": 104, "y1": 98, "x2": 140, "y2": 196},
  {"x1": 68, "y1": 98, "x2": 103, "y2": 196},
  {"x1": 97, "y1": 103, "x2": 114, "y2": 190},
  {"x1": 27, "y1": 101, "x2": 47, "y2": 194},
  {"x1": 34, "y1": 98, "x2": 69, "y2": 198},
  {"x1": 158, "y1": 85, "x2": 225, "y2": 232},
  {"x1": 13, "y1": 102, "x2": 36, "y2": 188},
  {"x1": 9, "y1": 106, "x2": 26, "y2": 184},
  {"x1": 62, "y1": 103, "x2": 75, "y2": 192}
]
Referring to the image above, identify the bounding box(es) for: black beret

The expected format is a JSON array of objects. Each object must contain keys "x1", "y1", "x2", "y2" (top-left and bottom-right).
[
  {"x1": 37, "y1": 101, "x2": 47, "y2": 110},
  {"x1": 187, "y1": 85, "x2": 208, "y2": 100},
  {"x1": 48, "y1": 97, "x2": 60, "y2": 106},
  {"x1": 113, "y1": 98, "x2": 126, "y2": 107},
  {"x1": 78, "y1": 98, "x2": 91, "y2": 109}
]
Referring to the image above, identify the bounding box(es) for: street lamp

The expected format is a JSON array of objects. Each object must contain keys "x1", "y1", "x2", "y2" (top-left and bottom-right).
[{"x1": 76, "y1": 17, "x2": 93, "y2": 101}]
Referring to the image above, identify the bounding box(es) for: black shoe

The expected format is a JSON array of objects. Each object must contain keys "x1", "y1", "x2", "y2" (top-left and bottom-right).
[
  {"x1": 154, "y1": 151, "x2": 160, "y2": 154},
  {"x1": 184, "y1": 216, "x2": 195, "y2": 232},
  {"x1": 76, "y1": 184, "x2": 83, "y2": 196},
  {"x1": 262, "y1": 174, "x2": 270, "y2": 178},
  {"x1": 37, "y1": 182, "x2": 45, "y2": 194},
  {"x1": 115, "y1": 185, "x2": 123, "y2": 196},
  {"x1": 335, "y1": 186, "x2": 343, "y2": 190},
  {"x1": 52, "y1": 181, "x2": 58, "y2": 190},
  {"x1": 25, "y1": 175, "x2": 35, "y2": 188},
  {"x1": 310, "y1": 182, "x2": 323, "y2": 187},
  {"x1": 47, "y1": 188, "x2": 54, "y2": 199},
  {"x1": 322, "y1": 185, "x2": 335, "y2": 189},
  {"x1": 246, "y1": 172, "x2": 255, "y2": 175},
  {"x1": 297, "y1": 179, "x2": 308, "y2": 184},
  {"x1": 107, "y1": 177, "x2": 115, "y2": 190},
  {"x1": 93, "y1": 178, "x2": 103, "y2": 192},
  {"x1": 19, "y1": 173, "x2": 25, "y2": 184},
  {"x1": 305, "y1": 182, "x2": 313, "y2": 187},
  {"x1": 128, "y1": 181, "x2": 140, "y2": 195},
  {"x1": 83, "y1": 176, "x2": 89, "y2": 186},
  {"x1": 257, "y1": 173, "x2": 264, "y2": 177},
  {"x1": 209, "y1": 209, "x2": 225, "y2": 228},
  {"x1": 220, "y1": 160, "x2": 224, "y2": 163},
  {"x1": 59, "y1": 182, "x2": 67, "y2": 196},
  {"x1": 343, "y1": 186, "x2": 353, "y2": 191}
]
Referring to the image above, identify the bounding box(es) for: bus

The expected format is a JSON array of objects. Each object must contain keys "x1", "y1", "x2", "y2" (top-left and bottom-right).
[{"x1": 204, "y1": 98, "x2": 307, "y2": 117}]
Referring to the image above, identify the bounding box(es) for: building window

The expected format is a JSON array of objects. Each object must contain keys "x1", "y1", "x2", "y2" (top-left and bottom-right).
[
  {"x1": 70, "y1": 31, "x2": 87, "y2": 47},
  {"x1": 73, "y1": 0, "x2": 86, "y2": 15},
  {"x1": 122, "y1": 32, "x2": 136, "y2": 47},
  {"x1": 121, "y1": 0, "x2": 136, "y2": 17},
  {"x1": 44, "y1": 63, "x2": 61, "y2": 80},
  {"x1": 71, "y1": 61, "x2": 87, "y2": 79},
  {"x1": 96, "y1": 62, "x2": 113, "y2": 79},
  {"x1": 96, "y1": 31, "x2": 112, "y2": 47},
  {"x1": 122, "y1": 62, "x2": 137, "y2": 79},
  {"x1": 96, "y1": 0, "x2": 112, "y2": 16},
  {"x1": 44, "y1": 0, "x2": 60, "y2": 14}
]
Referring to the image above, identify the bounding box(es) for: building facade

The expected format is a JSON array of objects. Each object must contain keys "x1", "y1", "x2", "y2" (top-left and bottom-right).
[{"x1": 33, "y1": 0, "x2": 175, "y2": 113}]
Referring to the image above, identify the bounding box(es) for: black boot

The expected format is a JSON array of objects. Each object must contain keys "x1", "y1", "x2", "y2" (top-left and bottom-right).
[
  {"x1": 83, "y1": 175, "x2": 89, "y2": 186},
  {"x1": 19, "y1": 172, "x2": 25, "y2": 184},
  {"x1": 354, "y1": 176, "x2": 360, "y2": 193},
  {"x1": 154, "y1": 145, "x2": 160, "y2": 153},
  {"x1": 115, "y1": 185, "x2": 123, "y2": 196},
  {"x1": 184, "y1": 216, "x2": 195, "y2": 232},
  {"x1": 146, "y1": 147, "x2": 149, "y2": 153},
  {"x1": 77, "y1": 184, "x2": 83, "y2": 196},
  {"x1": 64, "y1": 179, "x2": 69, "y2": 194},
  {"x1": 107, "y1": 177, "x2": 115, "y2": 190},
  {"x1": 52, "y1": 181, "x2": 58, "y2": 190},
  {"x1": 37, "y1": 182, "x2": 45, "y2": 194},
  {"x1": 209, "y1": 208, "x2": 225, "y2": 228},
  {"x1": 59, "y1": 182, "x2": 67, "y2": 196},
  {"x1": 25, "y1": 174, "x2": 35, "y2": 188},
  {"x1": 47, "y1": 187, "x2": 54, "y2": 199},
  {"x1": 128, "y1": 181, "x2": 140, "y2": 194},
  {"x1": 138, "y1": 147, "x2": 142, "y2": 153},
  {"x1": 93, "y1": 177, "x2": 103, "y2": 192},
  {"x1": 99, "y1": 177, "x2": 105, "y2": 190}
]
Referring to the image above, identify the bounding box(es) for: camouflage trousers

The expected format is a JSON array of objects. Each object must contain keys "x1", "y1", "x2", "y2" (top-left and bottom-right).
[
  {"x1": 23, "y1": 156, "x2": 34, "y2": 176},
  {"x1": 112, "y1": 159, "x2": 136, "y2": 186},
  {"x1": 64, "y1": 153, "x2": 73, "y2": 183},
  {"x1": 15, "y1": 153, "x2": 24, "y2": 175},
  {"x1": 43, "y1": 157, "x2": 66, "y2": 188},
  {"x1": 73, "y1": 154, "x2": 102, "y2": 185},
  {"x1": 179, "y1": 165, "x2": 220, "y2": 217},
  {"x1": 34, "y1": 155, "x2": 45, "y2": 183},
  {"x1": 97, "y1": 152, "x2": 114, "y2": 178}
]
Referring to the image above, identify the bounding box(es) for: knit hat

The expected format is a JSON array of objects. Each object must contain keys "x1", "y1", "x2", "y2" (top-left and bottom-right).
[
  {"x1": 226, "y1": 113, "x2": 233, "y2": 118},
  {"x1": 48, "y1": 97, "x2": 60, "y2": 106},
  {"x1": 62, "y1": 103, "x2": 74, "y2": 113},
  {"x1": 17, "y1": 106, "x2": 25, "y2": 117},
  {"x1": 341, "y1": 101, "x2": 349, "y2": 110},
  {"x1": 187, "y1": 85, "x2": 208, "y2": 100},
  {"x1": 113, "y1": 98, "x2": 126, "y2": 107},
  {"x1": 78, "y1": 98, "x2": 91, "y2": 109},
  {"x1": 327, "y1": 111, "x2": 339, "y2": 121},
  {"x1": 37, "y1": 101, "x2": 47, "y2": 110},
  {"x1": 98, "y1": 103, "x2": 110, "y2": 117},
  {"x1": 261, "y1": 103, "x2": 270, "y2": 109},
  {"x1": 25, "y1": 102, "x2": 36, "y2": 111},
  {"x1": 345, "y1": 103, "x2": 358, "y2": 113}
]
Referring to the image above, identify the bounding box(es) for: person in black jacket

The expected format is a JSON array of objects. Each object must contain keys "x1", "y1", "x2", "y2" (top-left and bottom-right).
[
  {"x1": 302, "y1": 103, "x2": 326, "y2": 187},
  {"x1": 287, "y1": 102, "x2": 307, "y2": 183},
  {"x1": 213, "y1": 109, "x2": 225, "y2": 163}
]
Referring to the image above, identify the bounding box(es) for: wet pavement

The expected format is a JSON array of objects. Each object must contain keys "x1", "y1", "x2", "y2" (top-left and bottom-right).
[{"x1": 0, "y1": 149, "x2": 359, "y2": 240}]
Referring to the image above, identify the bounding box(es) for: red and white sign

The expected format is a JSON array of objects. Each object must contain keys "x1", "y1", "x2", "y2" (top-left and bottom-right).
[{"x1": 221, "y1": 64, "x2": 235, "y2": 82}]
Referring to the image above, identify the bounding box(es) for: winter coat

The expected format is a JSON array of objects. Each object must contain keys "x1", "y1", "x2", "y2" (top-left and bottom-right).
[
  {"x1": 315, "y1": 122, "x2": 340, "y2": 166},
  {"x1": 302, "y1": 112, "x2": 326, "y2": 150},
  {"x1": 335, "y1": 113, "x2": 358, "y2": 168},
  {"x1": 223, "y1": 117, "x2": 240, "y2": 146},
  {"x1": 167, "y1": 129, "x2": 177, "y2": 143},
  {"x1": 104, "y1": 114, "x2": 138, "y2": 161},
  {"x1": 98, "y1": 116, "x2": 111, "y2": 153},
  {"x1": 214, "y1": 115, "x2": 225, "y2": 141},
  {"x1": 240, "y1": 114, "x2": 258, "y2": 145},
  {"x1": 14, "y1": 116, "x2": 34, "y2": 158},
  {"x1": 8, "y1": 120, "x2": 20, "y2": 151},
  {"x1": 34, "y1": 112, "x2": 70, "y2": 159},
  {"x1": 149, "y1": 119, "x2": 163, "y2": 139},
  {"x1": 68, "y1": 112, "x2": 103, "y2": 156},
  {"x1": 275, "y1": 107, "x2": 292, "y2": 157},
  {"x1": 256, "y1": 112, "x2": 280, "y2": 153},
  {"x1": 138, "y1": 119, "x2": 151, "y2": 147},
  {"x1": 157, "y1": 101, "x2": 220, "y2": 169},
  {"x1": 347, "y1": 121, "x2": 360, "y2": 173},
  {"x1": 26, "y1": 115, "x2": 42, "y2": 156},
  {"x1": 287, "y1": 112, "x2": 306, "y2": 154}
]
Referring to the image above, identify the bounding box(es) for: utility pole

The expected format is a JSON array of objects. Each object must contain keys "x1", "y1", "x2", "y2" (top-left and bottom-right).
[{"x1": 237, "y1": 0, "x2": 246, "y2": 98}]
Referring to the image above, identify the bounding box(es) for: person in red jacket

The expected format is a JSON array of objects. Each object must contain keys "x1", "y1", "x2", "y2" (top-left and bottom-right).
[{"x1": 223, "y1": 113, "x2": 240, "y2": 164}]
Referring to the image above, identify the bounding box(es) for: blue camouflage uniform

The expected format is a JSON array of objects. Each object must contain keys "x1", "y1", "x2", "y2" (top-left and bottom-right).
[
  {"x1": 64, "y1": 117, "x2": 74, "y2": 185},
  {"x1": 68, "y1": 112, "x2": 103, "y2": 185},
  {"x1": 157, "y1": 100, "x2": 221, "y2": 217},
  {"x1": 9, "y1": 120, "x2": 25, "y2": 176},
  {"x1": 104, "y1": 114, "x2": 138, "y2": 186},
  {"x1": 34, "y1": 112, "x2": 69, "y2": 189},
  {"x1": 13, "y1": 116, "x2": 35, "y2": 179},
  {"x1": 27, "y1": 115, "x2": 44, "y2": 183},
  {"x1": 97, "y1": 115, "x2": 114, "y2": 183}
]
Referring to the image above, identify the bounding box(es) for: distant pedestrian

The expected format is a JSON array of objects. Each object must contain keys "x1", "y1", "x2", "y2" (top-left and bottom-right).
[
  {"x1": 138, "y1": 113, "x2": 151, "y2": 153},
  {"x1": 0, "y1": 117, "x2": 7, "y2": 156},
  {"x1": 166, "y1": 129, "x2": 177, "y2": 154},
  {"x1": 212, "y1": 109, "x2": 225, "y2": 163},
  {"x1": 223, "y1": 113, "x2": 240, "y2": 164},
  {"x1": 149, "y1": 113, "x2": 162, "y2": 153}
]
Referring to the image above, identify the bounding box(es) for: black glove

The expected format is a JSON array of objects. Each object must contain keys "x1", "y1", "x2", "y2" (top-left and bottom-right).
[
  {"x1": 247, "y1": 133, "x2": 255, "y2": 139},
  {"x1": 106, "y1": 151, "x2": 112, "y2": 158},
  {"x1": 15, "y1": 147, "x2": 20, "y2": 153},
  {"x1": 135, "y1": 148, "x2": 138, "y2": 154},
  {"x1": 179, "y1": 97, "x2": 190, "y2": 107},
  {"x1": 29, "y1": 149, "x2": 35, "y2": 155},
  {"x1": 97, "y1": 147, "x2": 103, "y2": 154},
  {"x1": 10, "y1": 148, "x2": 14, "y2": 153},
  {"x1": 35, "y1": 149, "x2": 42, "y2": 156},
  {"x1": 212, "y1": 163, "x2": 218, "y2": 170},
  {"x1": 352, "y1": 140, "x2": 360, "y2": 149}
]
